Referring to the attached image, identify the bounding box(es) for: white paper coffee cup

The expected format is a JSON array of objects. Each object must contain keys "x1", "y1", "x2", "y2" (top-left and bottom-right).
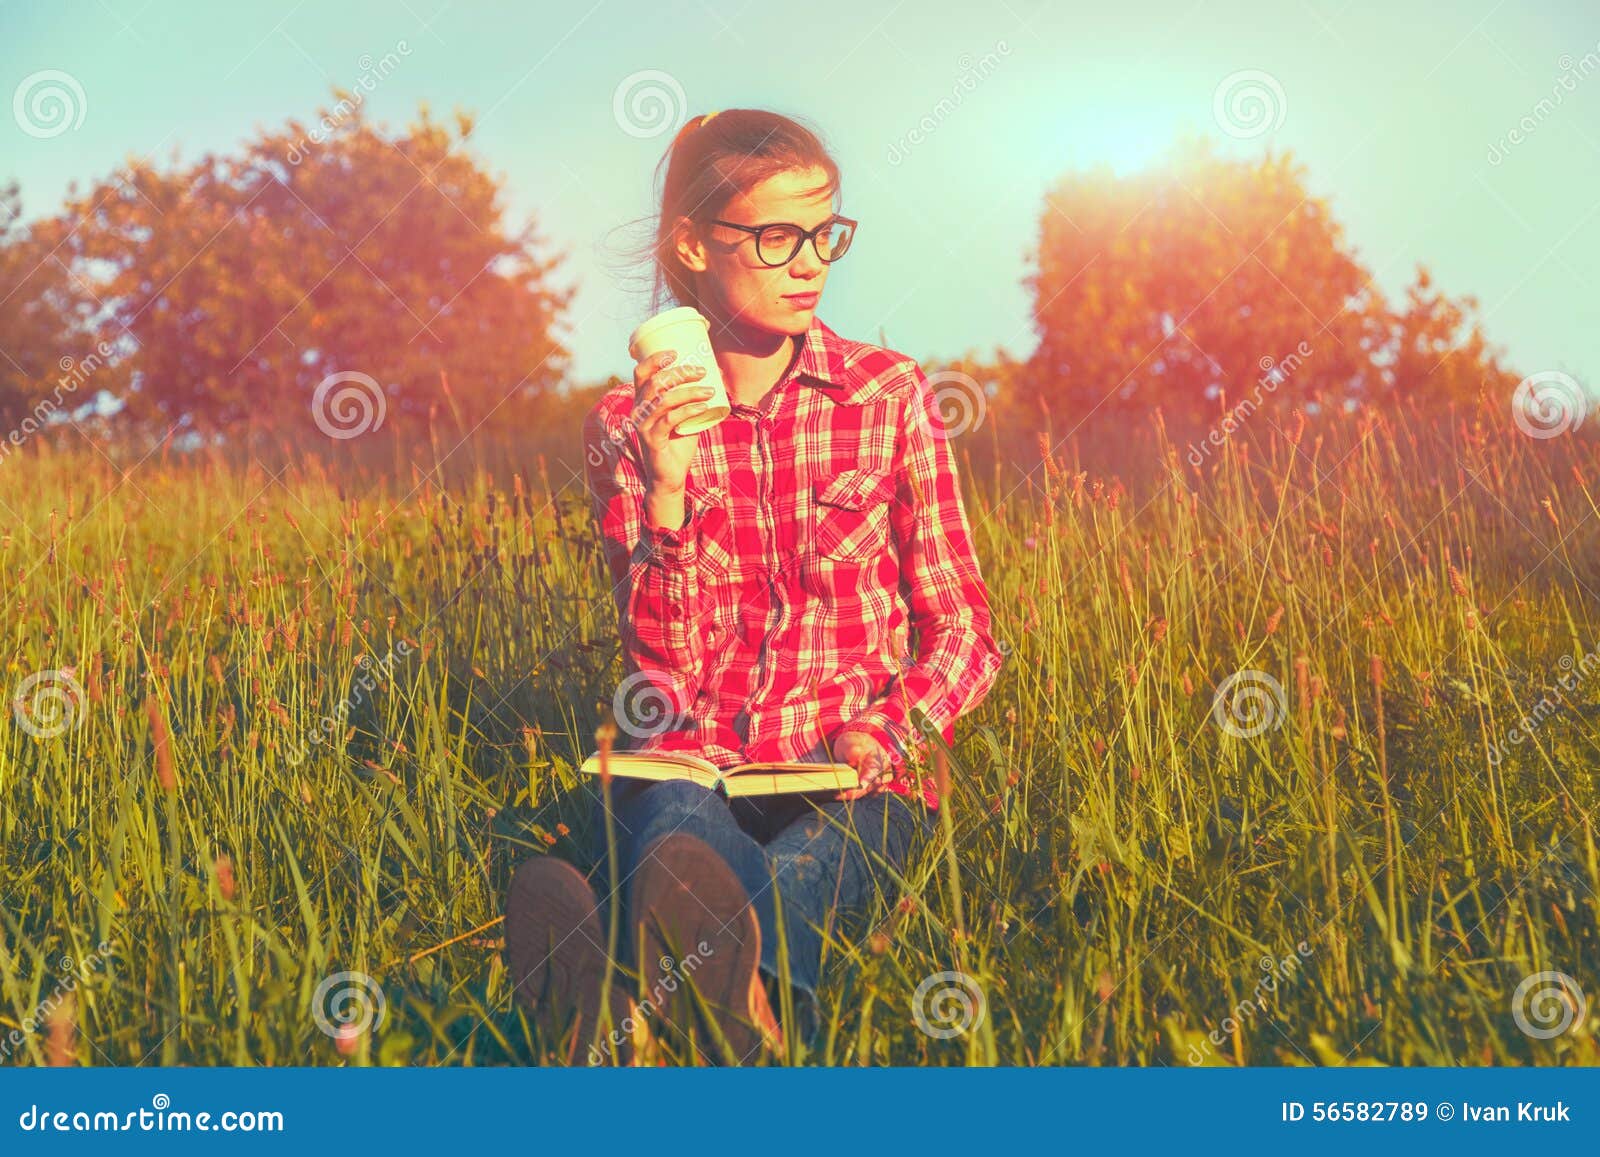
[{"x1": 626, "y1": 306, "x2": 731, "y2": 436}]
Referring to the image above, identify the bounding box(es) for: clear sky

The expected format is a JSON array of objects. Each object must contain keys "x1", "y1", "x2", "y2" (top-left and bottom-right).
[{"x1": 4, "y1": 0, "x2": 1597, "y2": 393}]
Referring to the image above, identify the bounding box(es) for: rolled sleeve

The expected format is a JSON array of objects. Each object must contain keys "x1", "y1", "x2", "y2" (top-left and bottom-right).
[{"x1": 638, "y1": 489, "x2": 705, "y2": 568}]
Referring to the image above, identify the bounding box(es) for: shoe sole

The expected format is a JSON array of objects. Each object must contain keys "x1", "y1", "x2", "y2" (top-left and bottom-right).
[
  {"x1": 503, "y1": 855, "x2": 629, "y2": 1062},
  {"x1": 629, "y1": 833, "x2": 769, "y2": 1065}
]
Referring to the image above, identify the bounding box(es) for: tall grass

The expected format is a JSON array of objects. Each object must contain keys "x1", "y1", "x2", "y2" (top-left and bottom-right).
[{"x1": 1, "y1": 393, "x2": 1597, "y2": 1065}]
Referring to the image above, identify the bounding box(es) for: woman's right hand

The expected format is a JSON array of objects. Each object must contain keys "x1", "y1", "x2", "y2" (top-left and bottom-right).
[{"x1": 633, "y1": 349, "x2": 718, "y2": 494}]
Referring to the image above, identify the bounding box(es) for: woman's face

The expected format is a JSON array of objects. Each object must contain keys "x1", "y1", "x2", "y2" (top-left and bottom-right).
[{"x1": 675, "y1": 165, "x2": 836, "y2": 338}]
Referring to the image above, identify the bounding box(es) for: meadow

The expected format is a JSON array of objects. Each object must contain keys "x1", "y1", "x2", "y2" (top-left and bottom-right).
[{"x1": 2, "y1": 392, "x2": 1597, "y2": 1066}]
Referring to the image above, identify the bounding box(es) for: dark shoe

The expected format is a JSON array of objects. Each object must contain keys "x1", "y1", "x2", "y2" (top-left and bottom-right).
[
  {"x1": 504, "y1": 855, "x2": 632, "y2": 1063},
  {"x1": 629, "y1": 833, "x2": 783, "y2": 1065}
]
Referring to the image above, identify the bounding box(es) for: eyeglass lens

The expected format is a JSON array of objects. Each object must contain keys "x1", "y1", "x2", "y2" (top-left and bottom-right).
[{"x1": 756, "y1": 219, "x2": 853, "y2": 265}]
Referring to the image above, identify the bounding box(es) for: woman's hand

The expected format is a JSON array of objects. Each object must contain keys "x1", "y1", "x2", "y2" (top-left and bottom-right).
[
  {"x1": 633, "y1": 349, "x2": 718, "y2": 495},
  {"x1": 832, "y1": 729, "x2": 896, "y2": 801}
]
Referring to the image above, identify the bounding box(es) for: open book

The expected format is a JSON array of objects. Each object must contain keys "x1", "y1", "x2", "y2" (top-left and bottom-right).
[{"x1": 578, "y1": 749, "x2": 859, "y2": 798}]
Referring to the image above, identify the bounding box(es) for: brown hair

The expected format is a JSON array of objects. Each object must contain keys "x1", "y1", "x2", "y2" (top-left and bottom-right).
[{"x1": 644, "y1": 108, "x2": 840, "y2": 316}]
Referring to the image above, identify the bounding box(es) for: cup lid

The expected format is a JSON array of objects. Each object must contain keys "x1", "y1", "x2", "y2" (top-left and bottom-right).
[{"x1": 628, "y1": 306, "x2": 708, "y2": 358}]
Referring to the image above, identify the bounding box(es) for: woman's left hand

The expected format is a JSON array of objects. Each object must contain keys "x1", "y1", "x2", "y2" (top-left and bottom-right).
[{"x1": 832, "y1": 729, "x2": 896, "y2": 801}]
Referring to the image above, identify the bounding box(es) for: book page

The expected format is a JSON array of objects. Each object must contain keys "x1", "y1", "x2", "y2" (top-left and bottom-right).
[
  {"x1": 723, "y1": 766, "x2": 859, "y2": 797},
  {"x1": 579, "y1": 749, "x2": 720, "y2": 786},
  {"x1": 725, "y1": 759, "x2": 856, "y2": 776}
]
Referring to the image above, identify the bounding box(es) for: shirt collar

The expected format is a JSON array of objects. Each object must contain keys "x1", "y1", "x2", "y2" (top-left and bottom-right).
[{"x1": 793, "y1": 315, "x2": 887, "y2": 406}]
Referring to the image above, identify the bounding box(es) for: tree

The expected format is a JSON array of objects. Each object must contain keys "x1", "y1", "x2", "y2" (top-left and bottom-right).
[
  {"x1": 1382, "y1": 265, "x2": 1520, "y2": 407},
  {"x1": 1021, "y1": 134, "x2": 1504, "y2": 427},
  {"x1": 0, "y1": 182, "x2": 108, "y2": 440},
  {"x1": 48, "y1": 92, "x2": 573, "y2": 444}
]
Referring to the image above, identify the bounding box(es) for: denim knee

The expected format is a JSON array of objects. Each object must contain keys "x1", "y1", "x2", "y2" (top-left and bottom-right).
[
  {"x1": 590, "y1": 779, "x2": 714, "y2": 853},
  {"x1": 616, "y1": 780, "x2": 737, "y2": 850}
]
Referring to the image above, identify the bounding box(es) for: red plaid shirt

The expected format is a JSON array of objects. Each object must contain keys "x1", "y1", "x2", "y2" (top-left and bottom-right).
[{"x1": 583, "y1": 315, "x2": 1003, "y2": 808}]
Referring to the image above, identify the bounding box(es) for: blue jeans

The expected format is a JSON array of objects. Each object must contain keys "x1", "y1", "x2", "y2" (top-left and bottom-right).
[{"x1": 586, "y1": 780, "x2": 934, "y2": 1005}]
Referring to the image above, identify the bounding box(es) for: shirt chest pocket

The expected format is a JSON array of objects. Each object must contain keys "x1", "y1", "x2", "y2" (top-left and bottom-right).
[
  {"x1": 811, "y1": 467, "x2": 896, "y2": 562},
  {"x1": 691, "y1": 485, "x2": 736, "y2": 582}
]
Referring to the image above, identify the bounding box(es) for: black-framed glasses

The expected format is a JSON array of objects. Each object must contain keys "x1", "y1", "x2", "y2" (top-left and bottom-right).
[{"x1": 701, "y1": 214, "x2": 858, "y2": 267}]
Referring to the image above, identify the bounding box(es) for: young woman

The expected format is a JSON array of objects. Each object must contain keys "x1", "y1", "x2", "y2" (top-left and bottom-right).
[{"x1": 504, "y1": 107, "x2": 1004, "y2": 1063}]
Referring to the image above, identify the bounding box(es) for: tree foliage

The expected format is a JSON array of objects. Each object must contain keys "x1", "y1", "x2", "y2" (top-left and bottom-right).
[
  {"x1": 1022, "y1": 135, "x2": 1520, "y2": 427},
  {"x1": 40, "y1": 92, "x2": 572, "y2": 443},
  {"x1": 0, "y1": 182, "x2": 107, "y2": 436}
]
